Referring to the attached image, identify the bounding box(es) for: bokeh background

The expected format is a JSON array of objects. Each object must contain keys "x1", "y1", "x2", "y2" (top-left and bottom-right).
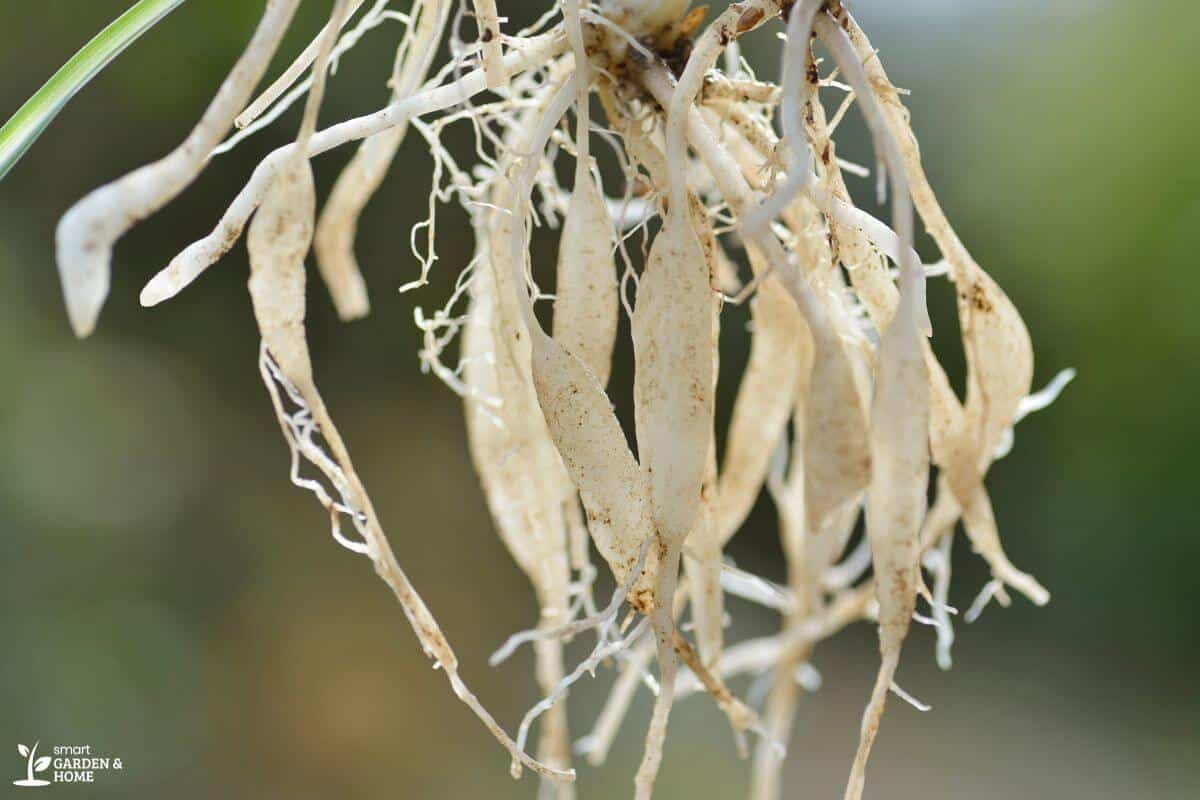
[{"x1": 1, "y1": 0, "x2": 1197, "y2": 797}]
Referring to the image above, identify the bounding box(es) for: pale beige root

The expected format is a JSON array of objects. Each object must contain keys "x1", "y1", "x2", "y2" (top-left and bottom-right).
[
  {"x1": 565, "y1": 498, "x2": 599, "y2": 618},
  {"x1": 670, "y1": 626, "x2": 760, "y2": 743},
  {"x1": 312, "y1": 129, "x2": 384, "y2": 319},
  {"x1": 943, "y1": 274, "x2": 1047, "y2": 604},
  {"x1": 461, "y1": 74, "x2": 614, "y2": 735},
  {"x1": 139, "y1": 31, "x2": 569, "y2": 308},
  {"x1": 549, "y1": 20, "x2": 617, "y2": 388},
  {"x1": 461, "y1": 87, "x2": 580, "y2": 790},
  {"x1": 632, "y1": 6, "x2": 792, "y2": 678},
  {"x1": 842, "y1": 649, "x2": 900, "y2": 800},
  {"x1": 624, "y1": 109, "x2": 724, "y2": 671},
  {"x1": 582, "y1": 630, "x2": 658, "y2": 765},
  {"x1": 799, "y1": 55, "x2": 971, "y2": 608},
  {"x1": 501, "y1": 77, "x2": 655, "y2": 598},
  {"x1": 693, "y1": 106, "x2": 828, "y2": 562},
  {"x1": 462, "y1": 260, "x2": 537, "y2": 583},
  {"x1": 628, "y1": 201, "x2": 713, "y2": 800},
  {"x1": 795, "y1": 18, "x2": 934, "y2": 797},
  {"x1": 464, "y1": 249, "x2": 576, "y2": 792},
  {"x1": 716, "y1": 253, "x2": 808, "y2": 544},
  {"x1": 534, "y1": 633, "x2": 574, "y2": 800},
  {"x1": 748, "y1": 643, "x2": 807, "y2": 800},
  {"x1": 748, "y1": 312, "x2": 825, "y2": 800},
  {"x1": 578, "y1": 581, "x2": 691, "y2": 767},
  {"x1": 299, "y1": 0, "x2": 354, "y2": 145},
  {"x1": 628, "y1": 19, "x2": 728, "y2": 792},
  {"x1": 553, "y1": 165, "x2": 619, "y2": 385},
  {"x1": 836, "y1": 9, "x2": 1047, "y2": 605},
  {"x1": 240, "y1": 36, "x2": 572, "y2": 782},
  {"x1": 844, "y1": 248, "x2": 929, "y2": 800},
  {"x1": 684, "y1": 435, "x2": 722, "y2": 668},
  {"x1": 800, "y1": 321, "x2": 872, "y2": 533},
  {"x1": 258, "y1": 346, "x2": 573, "y2": 783},
  {"x1": 473, "y1": 0, "x2": 506, "y2": 88},
  {"x1": 683, "y1": 218, "x2": 724, "y2": 668},
  {"x1": 958, "y1": 485, "x2": 1047, "y2": 605},
  {"x1": 596, "y1": 87, "x2": 771, "y2": 705},
  {"x1": 633, "y1": 547, "x2": 682, "y2": 800},
  {"x1": 462, "y1": 76, "x2": 573, "y2": 603},
  {"x1": 795, "y1": 30, "x2": 1044, "y2": 613},
  {"x1": 642, "y1": 62, "x2": 874, "y2": 542},
  {"x1": 248, "y1": 0, "x2": 338, "y2": 378},
  {"x1": 741, "y1": 0, "x2": 826, "y2": 235},
  {"x1": 784, "y1": 208, "x2": 871, "y2": 541},
  {"x1": 928, "y1": 528, "x2": 956, "y2": 670},
  {"x1": 632, "y1": 206, "x2": 712, "y2": 551},
  {"x1": 56, "y1": 0, "x2": 302, "y2": 337},
  {"x1": 247, "y1": 158, "x2": 318, "y2": 384},
  {"x1": 236, "y1": 0, "x2": 368, "y2": 129},
  {"x1": 522, "y1": 263, "x2": 652, "y2": 592},
  {"x1": 249, "y1": 0, "x2": 345, "y2": 359},
  {"x1": 314, "y1": 0, "x2": 453, "y2": 320},
  {"x1": 460, "y1": 261, "x2": 573, "y2": 606}
]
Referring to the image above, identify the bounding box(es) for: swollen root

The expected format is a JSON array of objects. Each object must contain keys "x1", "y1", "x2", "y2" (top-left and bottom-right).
[
  {"x1": 41, "y1": 1, "x2": 1072, "y2": 797},
  {"x1": 56, "y1": 0, "x2": 302, "y2": 336}
]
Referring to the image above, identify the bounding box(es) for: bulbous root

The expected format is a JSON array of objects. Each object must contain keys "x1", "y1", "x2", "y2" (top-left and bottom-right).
[{"x1": 43, "y1": 0, "x2": 1073, "y2": 796}]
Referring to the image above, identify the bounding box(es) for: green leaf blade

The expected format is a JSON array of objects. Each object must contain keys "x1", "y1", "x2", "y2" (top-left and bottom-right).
[{"x1": 0, "y1": 0, "x2": 187, "y2": 182}]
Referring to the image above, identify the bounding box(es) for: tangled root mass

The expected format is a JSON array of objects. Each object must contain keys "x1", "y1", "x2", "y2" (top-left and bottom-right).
[{"x1": 47, "y1": 1, "x2": 1075, "y2": 797}]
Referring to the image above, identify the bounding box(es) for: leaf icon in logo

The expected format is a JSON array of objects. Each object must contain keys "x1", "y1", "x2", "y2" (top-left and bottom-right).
[
  {"x1": 33, "y1": 757, "x2": 51, "y2": 772},
  {"x1": 17, "y1": 744, "x2": 29, "y2": 758}
]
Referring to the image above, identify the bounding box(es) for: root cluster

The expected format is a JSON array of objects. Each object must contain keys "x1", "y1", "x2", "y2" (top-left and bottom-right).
[{"x1": 50, "y1": 1, "x2": 1073, "y2": 797}]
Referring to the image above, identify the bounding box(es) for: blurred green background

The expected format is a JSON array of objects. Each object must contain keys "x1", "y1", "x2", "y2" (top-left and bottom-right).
[{"x1": 1, "y1": 0, "x2": 1197, "y2": 797}]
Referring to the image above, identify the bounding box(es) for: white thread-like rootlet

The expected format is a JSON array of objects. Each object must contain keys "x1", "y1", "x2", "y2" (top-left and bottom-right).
[{"x1": 42, "y1": 1, "x2": 1074, "y2": 798}]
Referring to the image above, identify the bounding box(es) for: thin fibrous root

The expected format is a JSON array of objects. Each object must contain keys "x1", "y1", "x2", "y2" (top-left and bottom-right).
[
  {"x1": 576, "y1": 580, "x2": 691, "y2": 767},
  {"x1": 490, "y1": 536, "x2": 651, "y2": 667},
  {"x1": 517, "y1": 617, "x2": 652, "y2": 757},
  {"x1": 633, "y1": 549, "x2": 683, "y2": 800},
  {"x1": 843, "y1": 650, "x2": 900, "y2": 800},
  {"x1": 237, "y1": 0, "x2": 370, "y2": 130},
  {"x1": 36, "y1": 2, "x2": 1074, "y2": 796},
  {"x1": 314, "y1": 0, "x2": 454, "y2": 320},
  {"x1": 671, "y1": 627, "x2": 768, "y2": 757},
  {"x1": 257, "y1": 349, "x2": 573, "y2": 784},
  {"x1": 138, "y1": 31, "x2": 568, "y2": 309}
]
